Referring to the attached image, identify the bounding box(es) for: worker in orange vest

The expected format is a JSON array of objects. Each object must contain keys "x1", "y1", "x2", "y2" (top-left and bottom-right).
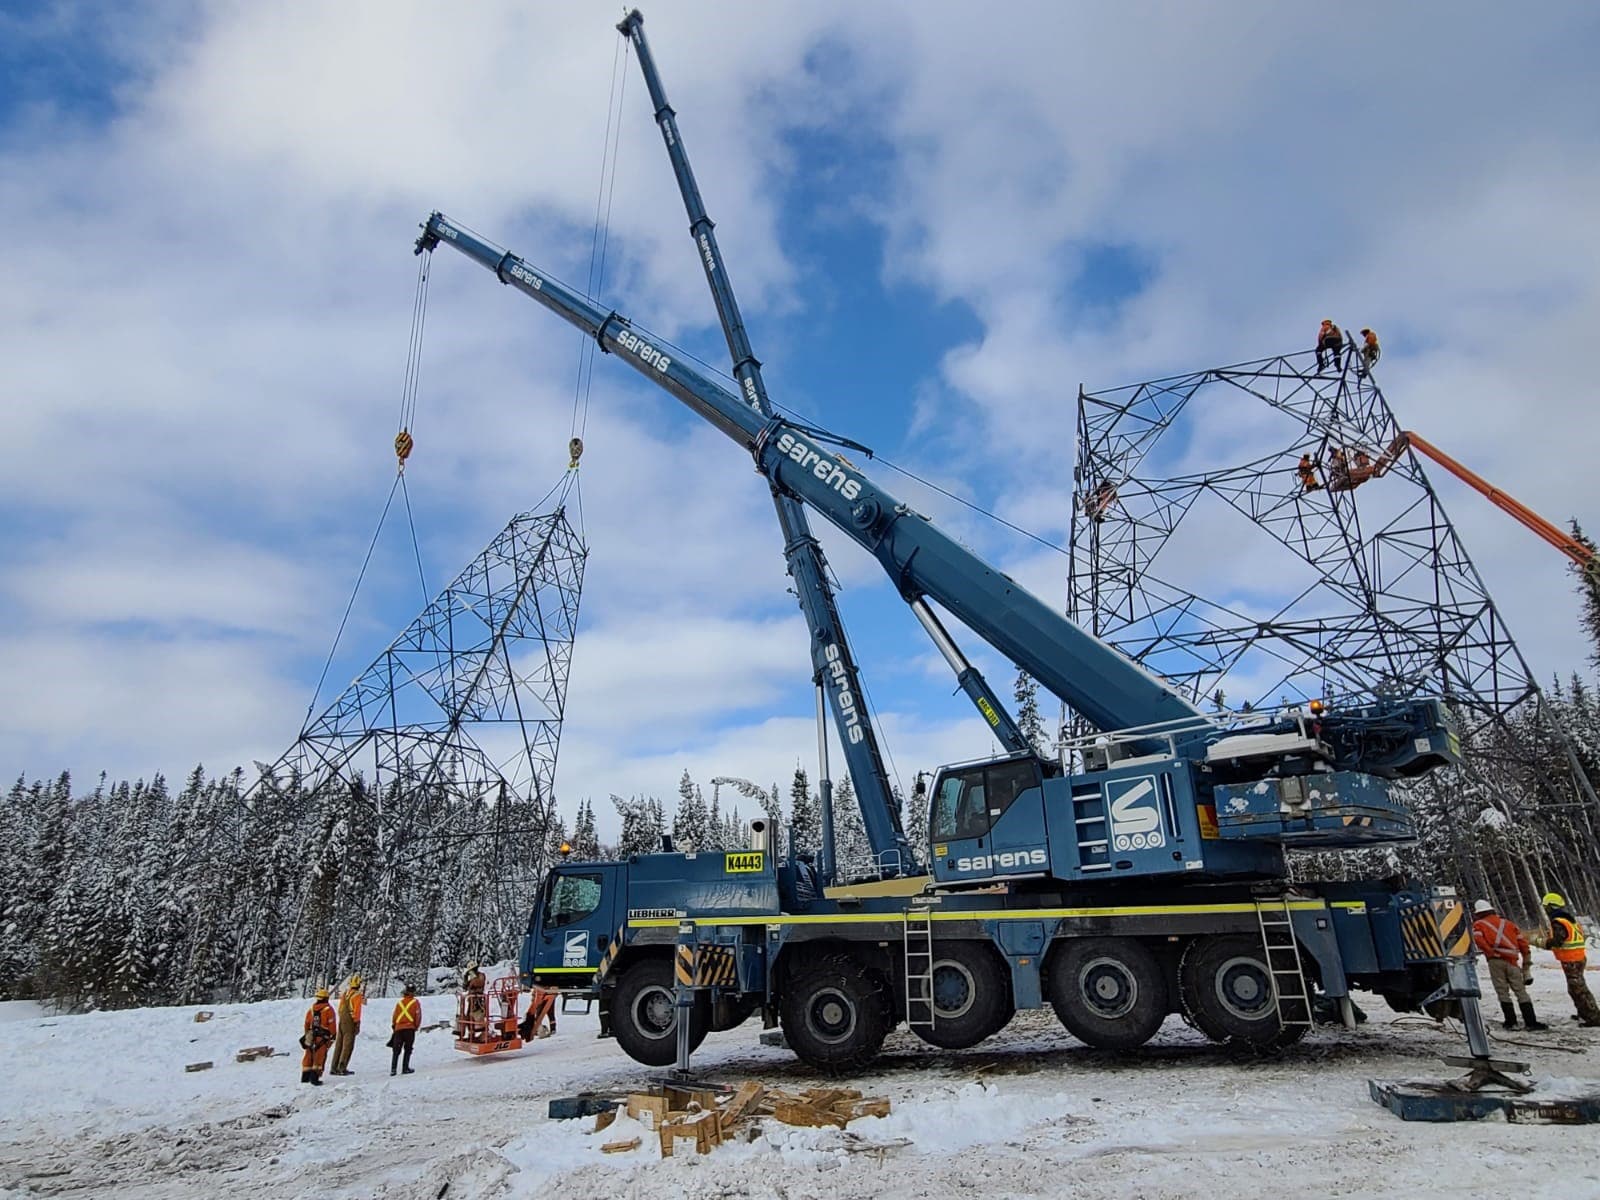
[
  {"x1": 1315, "y1": 319, "x2": 1344, "y2": 373},
  {"x1": 1358, "y1": 327, "x2": 1380, "y2": 375},
  {"x1": 1533, "y1": 893, "x2": 1600, "y2": 1026},
  {"x1": 389, "y1": 983, "x2": 422, "y2": 1076},
  {"x1": 330, "y1": 974, "x2": 365, "y2": 1075},
  {"x1": 300, "y1": 987, "x2": 337, "y2": 1085},
  {"x1": 1470, "y1": 900, "x2": 1546, "y2": 1030},
  {"x1": 1296, "y1": 454, "x2": 1321, "y2": 493}
]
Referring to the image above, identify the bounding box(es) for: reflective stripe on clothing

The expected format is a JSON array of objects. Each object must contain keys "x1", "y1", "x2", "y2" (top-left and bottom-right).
[
  {"x1": 393, "y1": 996, "x2": 421, "y2": 1030},
  {"x1": 1472, "y1": 914, "x2": 1528, "y2": 964},
  {"x1": 1551, "y1": 916, "x2": 1587, "y2": 964}
]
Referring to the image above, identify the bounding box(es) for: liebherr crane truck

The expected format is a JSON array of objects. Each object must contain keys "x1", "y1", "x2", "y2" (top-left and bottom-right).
[{"x1": 414, "y1": 11, "x2": 1488, "y2": 1076}]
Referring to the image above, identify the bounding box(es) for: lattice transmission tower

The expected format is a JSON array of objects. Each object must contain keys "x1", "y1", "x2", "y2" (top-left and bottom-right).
[
  {"x1": 1067, "y1": 347, "x2": 1599, "y2": 901},
  {"x1": 251, "y1": 504, "x2": 587, "y2": 990}
]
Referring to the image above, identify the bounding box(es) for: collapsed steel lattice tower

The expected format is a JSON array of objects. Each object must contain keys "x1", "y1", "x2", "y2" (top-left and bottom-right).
[
  {"x1": 254, "y1": 505, "x2": 586, "y2": 988},
  {"x1": 1067, "y1": 348, "x2": 1599, "y2": 894}
]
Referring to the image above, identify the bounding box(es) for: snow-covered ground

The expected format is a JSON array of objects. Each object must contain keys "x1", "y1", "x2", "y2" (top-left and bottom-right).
[{"x1": 2, "y1": 963, "x2": 1598, "y2": 1199}]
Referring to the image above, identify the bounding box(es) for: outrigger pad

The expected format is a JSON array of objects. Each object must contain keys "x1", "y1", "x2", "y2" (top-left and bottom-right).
[{"x1": 1369, "y1": 1080, "x2": 1600, "y2": 1124}]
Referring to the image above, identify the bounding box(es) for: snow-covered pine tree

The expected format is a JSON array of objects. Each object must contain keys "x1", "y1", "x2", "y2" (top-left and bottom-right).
[
  {"x1": 705, "y1": 783, "x2": 725, "y2": 851},
  {"x1": 673, "y1": 771, "x2": 710, "y2": 851},
  {"x1": 789, "y1": 766, "x2": 819, "y2": 855},
  {"x1": 572, "y1": 799, "x2": 601, "y2": 859},
  {"x1": 900, "y1": 780, "x2": 928, "y2": 860},
  {"x1": 546, "y1": 814, "x2": 570, "y2": 861},
  {"x1": 765, "y1": 782, "x2": 785, "y2": 859},
  {"x1": 1571, "y1": 522, "x2": 1600, "y2": 667},
  {"x1": 1014, "y1": 669, "x2": 1049, "y2": 756},
  {"x1": 613, "y1": 794, "x2": 665, "y2": 858},
  {"x1": 831, "y1": 776, "x2": 873, "y2": 879},
  {"x1": 723, "y1": 803, "x2": 745, "y2": 849}
]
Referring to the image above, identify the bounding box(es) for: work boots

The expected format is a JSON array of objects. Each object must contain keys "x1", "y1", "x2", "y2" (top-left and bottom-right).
[
  {"x1": 1519, "y1": 1002, "x2": 1549, "y2": 1031},
  {"x1": 300, "y1": 1070, "x2": 312, "y2": 1084},
  {"x1": 1500, "y1": 1001, "x2": 1519, "y2": 1030},
  {"x1": 310, "y1": 1071, "x2": 324, "y2": 1086}
]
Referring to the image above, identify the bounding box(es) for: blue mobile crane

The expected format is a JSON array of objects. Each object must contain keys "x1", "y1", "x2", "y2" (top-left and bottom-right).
[{"x1": 412, "y1": 14, "x2": 1492, "y2": 1078}]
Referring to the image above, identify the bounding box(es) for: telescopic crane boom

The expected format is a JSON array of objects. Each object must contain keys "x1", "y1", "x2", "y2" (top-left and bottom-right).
[
  {"x1": 619, "y1": 8, "x2": 916, "y2": 878},
  {"x1": 415, "y1": 214, "x2": 1207, "y2": 741}
]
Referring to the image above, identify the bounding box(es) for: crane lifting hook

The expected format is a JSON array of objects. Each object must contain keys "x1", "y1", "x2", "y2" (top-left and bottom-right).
[
  {"x1": 568, "y1": 437, "x2": 584, "y2": 470},
  {"x1": 395, "y1": 429, "x2": 415, "y2": 472}
]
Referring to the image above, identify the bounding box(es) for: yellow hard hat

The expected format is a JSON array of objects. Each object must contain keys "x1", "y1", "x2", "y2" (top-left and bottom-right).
[
  {"x1": 1542, "y1": 892, "x2": 1566, "y2": 907},
  {"x1": 315, "y1": 987, "x2": 330, "y2": 1000},
  {"x1": 349, "y1": 974, "x2": 363, "y2": 989}
]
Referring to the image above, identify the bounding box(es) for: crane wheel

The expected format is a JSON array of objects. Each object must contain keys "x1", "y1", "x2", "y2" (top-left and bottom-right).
[
  {"x1": 1046, "y1": 937, "x2": 1167, "y2": 1050},
  {"x1": 610, "y1": 958, "x2": 708, "y2": 1067},
  {"x1": 910, "y1": 940, "x2": 1012, "y2": 1050},
  {"x1": 1179, "y1": 935, "x2": 1307, "y2": 1051},
  {"x1": 779, "y1": 950, "x2": 891, "y2": 1075}
]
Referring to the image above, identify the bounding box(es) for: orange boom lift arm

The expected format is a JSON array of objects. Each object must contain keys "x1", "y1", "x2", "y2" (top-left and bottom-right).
[{"x1": 1384, "y1": 431, "x2": 1595, "y2": 574}]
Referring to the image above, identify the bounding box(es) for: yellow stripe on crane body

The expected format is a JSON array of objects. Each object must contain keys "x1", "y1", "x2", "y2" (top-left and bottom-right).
[
  {"x1": 674, "y1": 945, "x2": 695, "y2": 988},
  {"x1": 628, "y1": 898, "x2": 1345, "y2": 931}
]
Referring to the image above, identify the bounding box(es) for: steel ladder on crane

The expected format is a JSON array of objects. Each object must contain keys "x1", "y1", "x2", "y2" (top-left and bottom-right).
[
  {"x1": 904, "y1": 909, "x2": 936, "y2": 1030},
  {"x1": 1254, "y1": 897, "x2": 1314, "y2": 1032}
]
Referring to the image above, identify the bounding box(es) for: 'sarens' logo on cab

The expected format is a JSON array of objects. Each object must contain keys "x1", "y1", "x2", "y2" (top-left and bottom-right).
[{"x1": 725, "y1": 851, "x2": 764, "y2": 874}]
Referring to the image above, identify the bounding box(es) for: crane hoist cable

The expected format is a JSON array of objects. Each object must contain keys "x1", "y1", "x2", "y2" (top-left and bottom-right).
[
  {"x1": 396, "y1": 250, "x2": 431, "y2": 473},
  {"x1": 302, "y1": 252, "x2": 438, "y2": 726}
]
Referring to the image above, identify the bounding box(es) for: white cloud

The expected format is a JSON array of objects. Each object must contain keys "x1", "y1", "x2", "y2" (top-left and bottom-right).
[{"x1": 5, "y1": 0, "x2": 1597, "y2": 826}]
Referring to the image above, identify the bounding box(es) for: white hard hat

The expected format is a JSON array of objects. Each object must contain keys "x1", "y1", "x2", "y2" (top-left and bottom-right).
[{"x1": 1471, "y1": 899, "x2": 1495, "y2": 915}]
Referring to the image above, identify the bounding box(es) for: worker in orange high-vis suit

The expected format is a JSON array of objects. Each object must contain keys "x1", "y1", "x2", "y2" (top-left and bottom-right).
[
  {"x1": 330, "y1": 974, "x2": 365, "y2": 1075},
  {"x1": 1358, "y1": 327, "x2": 1380, "y2": 375},
  {"x1": 1470, "y1": 900, "x2": 1546, "y2": 1030},
  {"x1": 301, "y1": 988, "x2": 336, "y2": 1085},
  {"x1": 390, "y1": 983, "x2": 421, "y2": 1076},
  {"x1": 1315, "y1": 319, "x2": 1344, "y2": 373},
  {"x1": 1533, "y1": 893, "x2": 1600, "y2": 1026}
]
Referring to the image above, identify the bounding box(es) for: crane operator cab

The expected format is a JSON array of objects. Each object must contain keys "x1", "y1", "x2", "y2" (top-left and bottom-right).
[
  {"x1": 522, "y1": 862, "x2": 626, "y2": 987},
  {"x1": 926, "y1": 752, "x2": 1059, "y2": 887}
]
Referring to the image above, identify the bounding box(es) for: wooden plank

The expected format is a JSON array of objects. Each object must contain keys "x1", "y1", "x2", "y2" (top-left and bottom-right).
[
  {"x1": 593, "y1": 1107, "x2": 617, "y2": 1133},
  {"x1": 695, "y1": 1111, "x2": 721, "y2": 1155},
  {"x1": 626, "y1": 1094, "x2": 668, "y2": 1129},
  {"x1": 234, "y1": 1046, "x2": 275, "y2": 1063},
  {"x1": 185, "y1": 1062, "x2": 214, "y2": 1073},
  {"x1": 601, "y1": 1136, "x2": 642, "y2": 1154},
  {"x1": 719, "y1": 1081, "x2": 766, "y2": 1133},
  {"x1": 772, "y1": 1100, "x2": 848, "y2": 1130}
]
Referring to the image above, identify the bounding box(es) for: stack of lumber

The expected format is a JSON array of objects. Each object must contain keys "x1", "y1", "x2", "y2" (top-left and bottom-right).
[{"x1": 593, "y1": 1081, "x2": 892, "y2": 1157}]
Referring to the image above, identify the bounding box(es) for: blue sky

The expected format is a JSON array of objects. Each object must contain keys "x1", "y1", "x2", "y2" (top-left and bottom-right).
[{"x1": 4, "y1": 2, "x2": 1599, "y2": 838}]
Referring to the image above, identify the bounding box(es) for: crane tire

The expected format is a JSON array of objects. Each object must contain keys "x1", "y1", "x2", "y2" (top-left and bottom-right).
[
  {"x1": 779, "y1": 950, "x2": 892, "y2": 1075},
  {"x1": 1046, "y1": 937, "x2": 1168, "y2": 1050},
  {"x1": 611, "y1": 957, "x2": 708, "y2": 1067},
  {"x1": 910, "y1": 940, "x2": 1013, "y2": 1050},
  {"x1": 1179, "y1": 935, "x2": 1307, "y2": 1051}
]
